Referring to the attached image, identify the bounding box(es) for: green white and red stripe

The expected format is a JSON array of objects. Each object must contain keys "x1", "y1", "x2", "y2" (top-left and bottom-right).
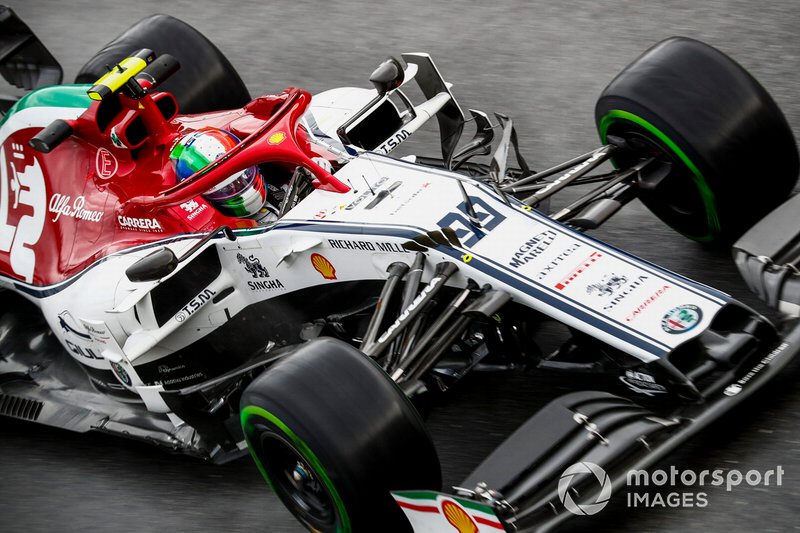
[{"x1": 391, "y1": 491, "x2": 505, "y2": 532}]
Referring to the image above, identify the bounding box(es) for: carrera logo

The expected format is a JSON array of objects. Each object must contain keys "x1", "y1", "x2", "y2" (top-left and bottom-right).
[
  {"x1": 311, "y1": 253, "x2": 336, "y2": 280},
  {"x1": 0, "y1": 143, "x2": 46, "y2": 283},
  {"x1": 626, "y1": 285, "x2": 671, "y2": 322},
  {"x1": 118, "y1": 215, "x2": 163, "y2": 232}
]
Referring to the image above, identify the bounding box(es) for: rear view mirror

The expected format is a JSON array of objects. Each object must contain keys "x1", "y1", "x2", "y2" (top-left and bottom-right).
[
  {"x1": 126, "y1": 247, "x2": 178, "y2": 282},
  {"x1": 369, "y1": 57, "x2": 404, "y2": 96}
]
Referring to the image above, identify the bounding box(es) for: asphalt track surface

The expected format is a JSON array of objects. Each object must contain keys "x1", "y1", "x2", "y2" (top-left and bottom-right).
[{"x1": 2, "y1": 1, "x2": 800, "y2": 532}]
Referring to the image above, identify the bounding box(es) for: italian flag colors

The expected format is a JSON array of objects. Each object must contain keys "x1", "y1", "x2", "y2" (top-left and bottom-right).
[{"x1": 391, "y1": 491, "x2": 505, "y2": 532}]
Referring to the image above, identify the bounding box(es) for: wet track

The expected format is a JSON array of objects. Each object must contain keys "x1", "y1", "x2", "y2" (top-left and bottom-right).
[{"x1": 2, "y1": 1, "x2": 800, "y2": 531}]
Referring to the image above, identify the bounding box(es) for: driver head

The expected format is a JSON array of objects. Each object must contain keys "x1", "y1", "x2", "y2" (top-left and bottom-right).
[{"x1": 170, "y1": 127, "x2": 267, "y2": 217}]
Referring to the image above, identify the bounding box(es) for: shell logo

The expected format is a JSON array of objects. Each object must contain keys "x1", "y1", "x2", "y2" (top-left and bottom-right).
[
  {"x1": 310, "y1": 253, "x2": 337, "y2": 280},
  {"x1": 268, "y1": 131, "x2": 286, "y2": 145},
  {"x1": 441, "y1": 500, "x2": 478, "y2": 533}
]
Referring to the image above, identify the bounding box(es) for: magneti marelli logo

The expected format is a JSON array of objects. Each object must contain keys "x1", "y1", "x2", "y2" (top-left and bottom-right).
[{"x1": 558, "y1": 462, "x2": 612, "y2": 515}]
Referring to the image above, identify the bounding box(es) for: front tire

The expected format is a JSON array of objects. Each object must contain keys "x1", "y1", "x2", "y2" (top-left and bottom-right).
[
  {"x1": 241, "y1": 338, "x2": 441, "y2": 533},
  {"x1": 596, "y1": 37, "x2": 798, "y2": 242}
]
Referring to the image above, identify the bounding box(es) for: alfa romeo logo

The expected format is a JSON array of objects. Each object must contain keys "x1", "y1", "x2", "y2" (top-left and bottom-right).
[
  {"x1": 558, "y1": 462, "x2": 612, "y2": 515},
  {"x1": 661, "y1": 304, "x2": 702, "y2": 334}
]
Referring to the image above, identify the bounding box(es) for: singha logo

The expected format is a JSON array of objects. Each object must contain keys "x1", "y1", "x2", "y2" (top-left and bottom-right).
[
  {"x1": 586, "y1": 273, "x2": 628, "y2": 296},
  {"x1": 237, "y1": 252, "x2": 269, "y2": 278}
]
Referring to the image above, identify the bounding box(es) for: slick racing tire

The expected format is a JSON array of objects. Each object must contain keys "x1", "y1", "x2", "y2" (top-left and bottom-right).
[
  {"x1": 596, "y1": 37, "x2": 799, "y2": 242},
  {"x1": 240, "y1": 337, "x2": 441, "y2": 533},
  {"x1": 75, "y1": 14, "x2": 250, "y2": 114}
]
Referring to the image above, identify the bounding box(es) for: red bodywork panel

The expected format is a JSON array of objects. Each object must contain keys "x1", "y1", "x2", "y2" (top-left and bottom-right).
[{"x1": 0, "y1": 86, "x2": 346, "y2": 286}]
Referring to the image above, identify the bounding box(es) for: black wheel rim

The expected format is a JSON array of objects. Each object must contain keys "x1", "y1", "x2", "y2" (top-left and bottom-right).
[
  {"x1": 608, "y1": 123, "x2": 711, "y2": 238},
  {"x1": 258, "y1": 431, "x2": 338, "y2": 531}
]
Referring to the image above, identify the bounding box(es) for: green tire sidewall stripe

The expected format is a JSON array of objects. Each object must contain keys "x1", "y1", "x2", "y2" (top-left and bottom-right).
[
  {"x1": 240, "y1": 404, "x2": 351, "y2": 532},
  {"x1": 598, "y1": 109, "x2": 720, "y2": 242}
]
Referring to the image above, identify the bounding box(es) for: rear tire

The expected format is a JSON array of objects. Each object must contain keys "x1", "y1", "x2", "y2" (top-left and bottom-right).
[
  {"x1": 596, "y1": 37, "x2": 798, "y2": 242},
  {"x1": 240, "y1": 337, "x2": 441, "y2": 533},
  {"x1": 75, "y1": 14, "x2": 251, "y2": 114}
]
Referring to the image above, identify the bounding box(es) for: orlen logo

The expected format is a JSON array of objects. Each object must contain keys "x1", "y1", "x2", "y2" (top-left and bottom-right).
[
  {"x1": 310, "y1": 253, "x2": 336, "y2": 280},
  {"x1": 0, "y1": 143, "x2": 46, "y2": 283}
]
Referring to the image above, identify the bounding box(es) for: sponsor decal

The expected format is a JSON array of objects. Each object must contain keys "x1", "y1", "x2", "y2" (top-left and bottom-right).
[
  {"x1": 626, "y1": 285, "x2": 671, "y2": 322},
  {"x1": 508, "y1": 230, "x2": 557, "y2": 269},
  {"x1": 376, "y1": 128, "x2": 411, "y2": 154},
  {"x1": 555, "y1": 251, "x2": 602, "y2": 290},
  {"x1": 327, "y1": 238, "x2": 406, "y2": 253},
  {"x1": 586, "y1": 273, "x2": 627, "y2": 296},
  {"x1": 58, "y1": 311, "x2": 91, "y2": 340},
  {"x1": 724, "y1": 383, "x2": 743, "y2": 396},
  {"x1": 117, "y1": 215, "x2": 163, "y2": 232},
  {"x1": 174, "y1": 288, "x2": 216, "y2": 323},
  {"x1": 441, "y1": 500, "x2": 479, "y2": 533},
  {"x1": 536, "y1": 243, "x2": 581, "y2": 281},
  {"x1": 661, "y1": 304, "x2": 702, "y2": 334},
  {"x1": 268, "y1": 131, "x2": 286, "y2": 145},
  {"x1": 437, "y1": 196, "x2": 507, "y2": 248},
  {"x1": 153, "y1": 372, "x2": 206, "y2": 387},
  {"x1": 723, "y1": 342, "x2": 789, "y2": 396},
  {"x1": 179, "y1": 199, "x2": 209, "y2": 221},
  {"x1": 620, "y1": 369, "x2": 667, "y2": 396},
  {"x1": 110, "y1": 361, "x2": 132, "y2": 386},
  {"x1": 311, "y1": 253, "x2": 336, "y2": 280},
  {"x1": 49, "y1": 194, "x2": 104, "y2": 223},
  {"x1": 95, "y1": 147, "x2": 118, "y2": 178},
  {"x1": 345, "y1": 176, "x2": 389, "y2": 211},
  {"x1": 388, "y1": 180, "x2": 431, "y2": 216},
  {"x1": 377, "y1": 277, "x2": 441, "y2": 344},
  {"x1": 57, "y1": 311, "x2": 101, "y2": 360},
  {"x1": 237, "y1": 252, "x2": 269, "y2": 278},
  {"x1": 392, "y1": 492, "x2": 504, "y2": 532},
  {"x1": 158, "y1": 363, "x2": 186, "y2": 374},
  {"x1": 247, "y1": 279, "x2": 285, "y2": 291},
  {"x1": 591, "y1": 275, "x2": 649, "y2": 311}
]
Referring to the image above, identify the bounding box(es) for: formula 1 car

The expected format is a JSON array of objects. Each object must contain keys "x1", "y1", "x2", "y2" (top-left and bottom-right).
[{"x1": 1, "y1": 7, "x2": 799, "y2": 533}]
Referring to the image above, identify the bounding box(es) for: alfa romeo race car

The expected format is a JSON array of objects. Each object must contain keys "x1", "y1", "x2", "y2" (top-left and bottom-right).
[{"x1": 1, "y1": 7, "x2": 799, "y2": 532}]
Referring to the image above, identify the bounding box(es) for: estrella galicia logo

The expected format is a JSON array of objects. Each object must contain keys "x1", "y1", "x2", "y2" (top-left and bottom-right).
[
  {"x1": 661, "y1": 304, "x2": 702, "y2": 334},
  {"x1": 558, "y1": 462, "x2": 612, "y2": 515}
]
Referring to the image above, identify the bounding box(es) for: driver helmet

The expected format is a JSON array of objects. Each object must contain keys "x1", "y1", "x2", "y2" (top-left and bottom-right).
[{"x1": 170, "y1": 127, "x2": 267, "y2": 217}]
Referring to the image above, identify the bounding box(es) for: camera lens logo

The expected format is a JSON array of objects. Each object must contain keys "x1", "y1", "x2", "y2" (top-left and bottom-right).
[{"x1": 558, "y1": 462, "x2": 612, "y2": 515}]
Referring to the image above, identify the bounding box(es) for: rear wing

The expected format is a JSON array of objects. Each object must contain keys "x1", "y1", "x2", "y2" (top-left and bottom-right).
[{"x1": 0, "y1": 5, "x2": 63, "y2": 111}]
